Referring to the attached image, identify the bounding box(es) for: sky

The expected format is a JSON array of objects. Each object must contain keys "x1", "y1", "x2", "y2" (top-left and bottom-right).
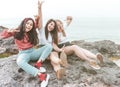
[{"x1": 0, "y1": 0, "x2": 120, "y2": 19}]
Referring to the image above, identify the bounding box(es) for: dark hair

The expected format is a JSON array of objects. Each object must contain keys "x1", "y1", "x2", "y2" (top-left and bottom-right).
[
  {"x1": 14, "y1": 18, "x2": 38, "y2": 45},
  {"x1": 45, "y1": 19, "x2": 58, "y2": 45}
]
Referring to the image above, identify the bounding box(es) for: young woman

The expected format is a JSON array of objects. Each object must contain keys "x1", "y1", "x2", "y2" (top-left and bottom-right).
[
  {"x1": 58, "y1": 19, "x2": 104, "y2": 64},
  {"x1": 35, "y1": 0, "x2": 67, "y2": 80},
  {"x1": 0, "y1": 17, "x2": 52, "y2": 87}
]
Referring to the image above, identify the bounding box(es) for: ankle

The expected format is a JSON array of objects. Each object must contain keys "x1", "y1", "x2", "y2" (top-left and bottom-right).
[{"x1": 35, "y1": 61, "x2": 42, "y2": 69}]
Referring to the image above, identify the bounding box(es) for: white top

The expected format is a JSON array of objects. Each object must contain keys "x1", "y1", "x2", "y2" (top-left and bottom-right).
[
  {"x1": 36, "y1": 27, "x2": 52, "y2": 45},
  {"x1": 58, "y1": 21, "x2": 69, "y2": 44},
  {"x1": 37, "y1": 21, "x2": 70, "y2": 45}
]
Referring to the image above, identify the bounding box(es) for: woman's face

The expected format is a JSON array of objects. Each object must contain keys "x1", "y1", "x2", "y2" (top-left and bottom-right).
[
  {"x1": 56, "y1": 21, "x2": 63, "y2": 32},
  {"x1": 47, "y1": 21, "x2": 55, "y2": 31},
  {"x1": 25, "y1": 20, "x2": 33, "y2": 32}
]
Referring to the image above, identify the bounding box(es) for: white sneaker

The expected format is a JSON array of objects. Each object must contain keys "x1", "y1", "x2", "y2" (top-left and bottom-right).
[
  {"x1": 41, "y1": 74, "x2": 50, "y2": 87},
  {"x1": 39, "y1": 67, "x2": 46, "y2": 73}
]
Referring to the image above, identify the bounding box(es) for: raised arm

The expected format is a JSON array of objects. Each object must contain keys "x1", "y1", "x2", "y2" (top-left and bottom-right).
[
  {"x1": 37, "y1": 0, "x2": 44, "y2": 29},
  {"x1": 0, "y1": 28, "x2": 19, "y2": 39}
]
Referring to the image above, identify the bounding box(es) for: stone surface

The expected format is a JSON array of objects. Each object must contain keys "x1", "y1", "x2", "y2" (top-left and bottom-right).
[
  {"x1": 0, "y1": 26, "x2": 120, "y2": 87},
  {"x1": 0, "y1": 40, "x2": 120, "y2": 87}
]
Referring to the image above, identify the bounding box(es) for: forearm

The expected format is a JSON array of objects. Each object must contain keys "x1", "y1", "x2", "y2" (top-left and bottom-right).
[
  {"x1": 37, "y1": 0, "x2": 43, "y2": 29},
  {"x1": 52, "y1": 43, "x2": 62, "y2": 52},
  {"x1": 0, "y1": 29, "x2": 14, "y2": 39}
]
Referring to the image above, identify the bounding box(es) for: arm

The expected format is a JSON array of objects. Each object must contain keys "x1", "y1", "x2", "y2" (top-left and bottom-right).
[
  {"x1": 37, "y1": 0, "x2": 44, "y2": 29},
  {"x1": 0, "y1": 28, "x2": 19, "y2": 39},
  {"x1": 52, "y1": 42, "x2": 63, "y2": 52},
  {"x1": 1, "y1": 29, "x2": 14, "y2": 39}
]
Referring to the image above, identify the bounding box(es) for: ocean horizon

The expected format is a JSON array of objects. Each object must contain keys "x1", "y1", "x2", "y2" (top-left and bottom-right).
[{"x1": 0, "y1": 17, "x2": 120, "y2": 44}]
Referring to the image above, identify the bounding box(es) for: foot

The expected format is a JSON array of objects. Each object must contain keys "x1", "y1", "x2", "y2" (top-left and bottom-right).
[
  {"x1": 60, "y1": 51, "x2": 68, "y2": 67},
  {"x1": 38, "y1": 74, "x2": 50, "y2": 87},
  {"x1": 56, "y1": 68, "x2": 65, "y2": 80},
  {"x1": 89, "y1": 61, "x2": 101, "y2": 70},
  {"x1": 96, "y1": 53, "x2": 104, "y2": 64},
  {"x1": 34, "y1": 61, "x2": 42, "y2": 69}
]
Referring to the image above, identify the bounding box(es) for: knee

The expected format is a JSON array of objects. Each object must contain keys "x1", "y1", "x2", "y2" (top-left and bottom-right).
[
  {"x1": 72, "y1": 45, "x2": 78, "y2": 49},
  {"x1": 51, "y1": 59, "x2": 60, "y2": 64},
  {"x1": 50, "y1": 57, "x2": 60, "y2": 64},
  {"x1": 16, "y1": 58, "x2": 24, "y2": 66},
  {"x1": 46, "y1": 44, "x2": 53, "y2": 50}
]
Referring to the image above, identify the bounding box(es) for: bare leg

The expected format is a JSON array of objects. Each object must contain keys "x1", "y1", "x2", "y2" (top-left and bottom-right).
[
  {"x1": 64, "y1": 45, "x2": 101, "y2": 69},
  {"x1": 81, "y1": 48, "x2": 104, "y2": 64},
  {"x1": 49, "y1": 51, "x2": 65, "y2": 79},
  {"x1": 80, "y1": 48, "x2": 96, "y2": 58},
  {"x1": 49, "y1": 52, "x2": 61, "y2": 71},
  {"x1": 64, "y1": 45, "x2": 103, "y2": 65},
  {"x1": 64, "y1": 45, "x2": 93, "y2": 62}
]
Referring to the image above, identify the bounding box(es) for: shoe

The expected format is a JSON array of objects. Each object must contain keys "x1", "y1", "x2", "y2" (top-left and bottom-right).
[
  {"x1": 89, "y1": 61, "x2": 101, "y2": 70},
  {"x1": 34, "y1": 61, "x2": 42, "y2": 69},
  {"x1": 96, "y1": 53, "x2": 104, "y2": 64},
  {"x1": 56, "y1": 68, "x2": 65, "y2": 80},
  {"x1": 18, "y1": 68, "x2": 24, "y2": 73},
  {"x1": 60, "y1": 51, "x2": 68, "y2": 67},
  {"x1": 40, "y1": 74, "x2": 50, "y2": 87},
  {"x1": 39, "y1": 67, "x2": 46, "y2": 73}
]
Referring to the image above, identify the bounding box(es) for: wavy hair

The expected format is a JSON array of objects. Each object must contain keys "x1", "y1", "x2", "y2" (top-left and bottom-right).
[{"x1": 14, "y1": 18, "x2": 38, "y2": 45}]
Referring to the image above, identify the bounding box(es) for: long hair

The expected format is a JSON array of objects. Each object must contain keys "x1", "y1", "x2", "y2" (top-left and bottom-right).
[
  {"x1": 56, "y1": 19, "x2": 66, "y2": 37},
  {"x1": 45, "y1": 19, "x2": 58, "y2": 45},
  {"x1": 14, "y1": 18, "x2": 38, "y2": 45}
]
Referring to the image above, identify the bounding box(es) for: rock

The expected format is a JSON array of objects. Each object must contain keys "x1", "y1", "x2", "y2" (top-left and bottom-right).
[
  {"x1": 0, "y1": 47, "x2": 6, "y2": 54},
  {"x1": 0, "y1": 34, "x2": 120, "y2": 87}
]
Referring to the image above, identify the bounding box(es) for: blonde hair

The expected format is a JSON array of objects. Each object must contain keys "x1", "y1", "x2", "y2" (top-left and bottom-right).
[{"x1": 56, "y1": 19, "x2": 66, "y2": 37}]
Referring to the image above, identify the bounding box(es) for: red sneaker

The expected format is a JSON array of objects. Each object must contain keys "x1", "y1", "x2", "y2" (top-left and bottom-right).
[
  {"x1": 34, "y1": 61, "x2": 42, "y2": 69},
  {"x1": 38, "y1": 73, "x2": 50, "y2": 87},
  {"x1": 38, "y1": 73, "x2": 46, "y2": 81}
]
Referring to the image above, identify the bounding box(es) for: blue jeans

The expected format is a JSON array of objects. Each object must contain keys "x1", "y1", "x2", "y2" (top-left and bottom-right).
[{"x1": 16, "y1": 44, "x2": 52, "y2": 76}]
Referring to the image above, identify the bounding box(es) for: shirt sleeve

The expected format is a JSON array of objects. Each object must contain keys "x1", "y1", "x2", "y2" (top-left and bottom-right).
[{"x1": 0, "y1": 29, "x2": 14, "y2": 39}]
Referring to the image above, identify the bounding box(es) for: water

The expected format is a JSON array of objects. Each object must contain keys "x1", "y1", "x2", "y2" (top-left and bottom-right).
[
  {"x1": 66, "y1": 17, "x2": 120, "y2": 44},
  {"x1": 0, "y1": 17, "x2": 120, "y2": 44}
]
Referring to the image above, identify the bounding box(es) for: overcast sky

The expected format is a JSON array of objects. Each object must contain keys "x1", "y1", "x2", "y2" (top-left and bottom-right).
[{"x1": 0, "y1": 0, "x2": 120, "y2": 19}]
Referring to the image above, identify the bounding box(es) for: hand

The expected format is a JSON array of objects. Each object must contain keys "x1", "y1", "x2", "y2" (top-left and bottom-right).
[
  {"x1": 60, "y1": 45, "x2": 65, "y2": 52},
  {"x1": 8, "y1": 29, "x2": 20, "y2": 33},
  {"x1": 38, "y1": 0, "x2": 44, "y2": 8},
  {"x1": 66, "y1": 16, "x2": 72, "y2": 21}
]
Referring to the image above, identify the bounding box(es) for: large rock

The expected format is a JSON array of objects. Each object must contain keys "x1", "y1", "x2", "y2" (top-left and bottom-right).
[{"x1": 0, "y1": 40, "x2": 120, "y2": 87}]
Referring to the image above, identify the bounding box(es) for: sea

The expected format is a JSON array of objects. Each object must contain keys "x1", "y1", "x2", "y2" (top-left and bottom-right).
[{"x1": 0, "y1": 17, "x2": 120, "y2": 44}]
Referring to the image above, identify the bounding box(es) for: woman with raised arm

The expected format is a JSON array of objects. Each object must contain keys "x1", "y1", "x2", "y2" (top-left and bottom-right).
[{"x1": 35, "y1": 0, "x2": 66, "y2": 80}]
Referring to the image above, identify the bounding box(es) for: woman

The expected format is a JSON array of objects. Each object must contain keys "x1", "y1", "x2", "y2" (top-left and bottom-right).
[
  {"x1": 0, "y1": 17, "x2": 52, "y2": 87},
  {"x1": 57, "y1": 19, "x2": 104, "y2": 65},
  {"x1": 35, "y1": 0, "x2": 67, "y2": 80}
]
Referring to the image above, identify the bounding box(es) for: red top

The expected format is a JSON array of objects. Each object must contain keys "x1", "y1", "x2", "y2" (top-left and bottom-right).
[{"x1": 1, "y1": 30, "x2": 33, "y2": 50}]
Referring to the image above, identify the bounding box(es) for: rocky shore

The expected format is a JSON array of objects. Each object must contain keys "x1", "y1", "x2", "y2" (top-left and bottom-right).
[{"x1": 0, "y1": 26, "x2": 120, "y2": 87}]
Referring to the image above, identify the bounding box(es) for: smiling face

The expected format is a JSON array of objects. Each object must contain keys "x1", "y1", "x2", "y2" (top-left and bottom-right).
[
  {"x1": 47, "y1": 21, "x2": 55, "y2": 32},
  {"x1": 56, "y1": 20, "x2": 63, "y2": 32},
  {"x1": 25, "y1": 20, "x2": 33, "y2": 32}
]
